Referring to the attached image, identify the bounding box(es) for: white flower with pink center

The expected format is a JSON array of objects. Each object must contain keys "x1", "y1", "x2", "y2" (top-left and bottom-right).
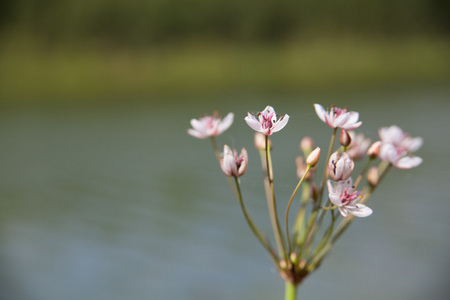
[
  {"x1": 220, "y1": 145, "x2": 248, "y2": 177},
  {"x1": 245, "y1": 106, "x2": 289, "y2": 136},
  {"x1": 378, "y1": 125, "x2": 423, "y2": 153},
  {"x1": 378, "y1": 143, "x2": 422, "y2": 169},
  {"x1": 327, "y1": 179, "x2": 372, "y2": 218},
  {"x1": 188, "y1": 112, "x2": 234, "y2": 139},
  {"x1": 314, "y1": 104, "x2": 362, "y2": 130}
]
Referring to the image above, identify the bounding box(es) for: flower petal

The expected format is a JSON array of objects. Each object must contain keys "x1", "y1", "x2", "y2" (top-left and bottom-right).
[
  {"x1": 347, "y1": 204, "x2": 373, "y2": 217},
  {"x1": 245, "y1": 113, "x2": 262, "y2": 132},
  {"x1": 395, "y1": 156, "x2": 423, "y2": 169},
  {"x1": 218, "y1": 112, "x2": 234, "y2": 134},
  {"x1": 271, "y1": 114, "x2": 290, "y2": 133},
  {"x1": 342, "y1": 121, "x2": 362, "y2": 130},
  {"x1": 314, "y1": 104, "x2": 327, "y2": 123},
  {"x1": 187, "y1": 128, "x2": 207, "y2": 139}
]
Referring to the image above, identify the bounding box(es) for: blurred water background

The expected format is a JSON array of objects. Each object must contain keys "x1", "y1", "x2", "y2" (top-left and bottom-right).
[{"x1": 0, "y1": 1, "x2": 449, "y2": 300}]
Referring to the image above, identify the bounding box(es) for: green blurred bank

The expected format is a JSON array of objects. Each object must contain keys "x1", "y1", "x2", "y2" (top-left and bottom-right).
[{"x1": 0, "y1": 0, "x2": 449, "y2": 102}]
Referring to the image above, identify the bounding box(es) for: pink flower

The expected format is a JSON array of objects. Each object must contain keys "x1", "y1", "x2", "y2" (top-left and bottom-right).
[
  {"x1": 327, "y1": 179, "x2": 372, "y2": 218},
  {"x1": 314, "y1": 104, "x2": 362, "y2": 130},
  {"x1": 378, "y1": 143, "x2": 422, "y2": 169},
  {"x1": 220, "y1": 145, "x2": 248, "y2": 177},
  {"x1": 328, "y1": 151, "x2": 354, "y2": 181},
  {"x1": 188, "y1": 112, "x2": 234, "y2": 139},
  {"x1": 245, "y1": 106, "x2": 289, "y2": 136},
  {"x1": 346, "y1": 131, "x2": 371, "y2": 160},
  {"x1": 378, "y1": 125, "x2": 423, "y2": 153}
]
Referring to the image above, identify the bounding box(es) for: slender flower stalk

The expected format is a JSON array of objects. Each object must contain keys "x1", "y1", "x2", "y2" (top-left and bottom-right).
[
  {"x1": 265, "y1": 135, "x2": 288, "y2": 260},
  {"x1": 286, "y1": 164, "x2": 312, "y2": 254},
  {"x1": 233, "y1": 177, "x2": 280, "y2": 267}
]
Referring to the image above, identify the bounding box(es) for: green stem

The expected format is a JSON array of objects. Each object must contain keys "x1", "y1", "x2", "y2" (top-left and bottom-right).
[
  {"x1": 233, "y1": 177, "x2": 280, "y2": 267},
  {"x1": 265, "y1": 135, "x2": 288, "y2": 261},
  {"x1": 285, "y1": 281, "x2": 297, "y2": 300},
  {"x1": 353, "y1": 157, "x2": 374, "y2": 189},
  {"x1": 301, "y1": 128, "x2": 337, "y2": 257},
  {"x1": 286, "y1": 165, "x2": 311, "y2": 254}
]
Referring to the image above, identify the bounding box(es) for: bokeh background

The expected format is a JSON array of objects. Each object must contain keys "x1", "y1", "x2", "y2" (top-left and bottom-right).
[{"x1": 0, "y1": 1, "x2": 449, "y2": 300}]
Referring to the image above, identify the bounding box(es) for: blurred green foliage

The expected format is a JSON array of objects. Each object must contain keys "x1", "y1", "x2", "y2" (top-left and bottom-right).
[
  {"x1": 1, "y1": 0, "x2": 449, "y2": 102},
  {"x1": 1, "y1": 0, "x2": 449, "y2": 46}
]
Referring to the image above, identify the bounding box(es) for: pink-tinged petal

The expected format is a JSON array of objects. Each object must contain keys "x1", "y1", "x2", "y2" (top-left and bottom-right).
[
  {"x1": 345, "y1": 111, "x2": 359, "y2": 125},
  {"x1": 406, "y1": 137, "x2": 423, "y2": 152},
  {"x1": 333, "y1": 113, "x2": 350, "y2": 128},
  {"x1": 262, "y1": 105, "x2": 276, "y2": 115},
  {"x1": 271, "y1": 114, "x2": 290, "y2": 133},
  {"x1": 342, "y1": 121, "x2": 362, "y2": 130},
  {"x1": 338, "y1": 207, "x2": 349, "y2": 218},
  {"x1": 314, "y1": 104, "x2": 327, "y2": 123},
  {"x1": 245, "y1": 113, "x2": 262, "y2": 132},
  {"x1": 378, "y1": 143, "x2": 397, "y2": 162},
  {"x1": 190, "y1": 118, "x2": 206, "y2": 132},
  {"x1": 217, "y1": 113, "x2": 234, "y2": 134},
  {"x1": 347, "y1": 204, "x2": 373, "y2": 217},
  {"x1": 395, "y1": 156, "x2": 423, "y2": 169},
  {"x1": 187, "y1": 128, "x2": 207, "y2": 139}
]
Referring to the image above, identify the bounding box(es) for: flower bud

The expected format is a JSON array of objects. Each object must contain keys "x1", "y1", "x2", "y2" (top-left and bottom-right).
[
  {"x1": 300, "y1": 136, "x2": 314, "y2": 153},
  {"x1": 306, "y1": 147, "x2": 321, "y2": 167},
  {"x1": 367, "y1": 141, "x2": 382, "y2": 158},
  {"x1": 328, "y1": 151, "x2": 354, "y2": 181},
  {"x1": 339, "y1": 129, "x2": 352, "y2": 147},
  {"x1": 220, "y1": 145, "x2": 248, "y2": 177},
  {"x1": 254, "y1": 132, "x2": 271, "y2": 150},
  {"x1": 367, "y1": 166, "x2": 379, "y2": 186}
]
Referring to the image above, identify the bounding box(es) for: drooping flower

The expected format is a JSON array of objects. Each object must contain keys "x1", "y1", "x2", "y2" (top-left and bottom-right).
[
  {"x1": 378, "y1": 143, "x2": 422, "y2": 169},
  {"x1": 245, "y1": 106, "x2": 289, "y2": 136},
  {"x1": 188, "y1": 111, "x2": 234, "y2": 139},
  {"x1": 327, "y1": 179, "x2": 372, "y2": 218},
  {"x1": 346, "y1": 131, "x2": 371, "y2": 160},
  {"x1": 314, "y1": 104, "x2": 362, "y2": 130},
  {"x1": 220, "y1": 145, "x2": 248, "y2": 177},
  {"x1": 378, "y1": 125, "x2": 423, "y2": 153},
  {"x1": 328, "y1": 151, "x2": 354, "y2": 181}
]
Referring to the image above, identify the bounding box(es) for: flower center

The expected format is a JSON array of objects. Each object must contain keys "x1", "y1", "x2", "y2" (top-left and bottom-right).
[
  {"x1": 340, "y1": 188, "x2": 360, "y2": 205},
  {"x1": 261, "y1": 113, "x2": 274, "y2": 130}
]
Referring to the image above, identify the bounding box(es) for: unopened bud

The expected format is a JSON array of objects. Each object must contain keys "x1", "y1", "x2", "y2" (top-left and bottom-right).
[
  {"x1": 279, "y1": 259, "x2": 288, "y2": 269},
  {"x1": 339, "y1": 129, "x2": 352, "y2": 147},
  {"x1": 306, "y1": 147, "x2": 321, "y2": 167},
  {"x1": 367, "y1": 166, "x2": 379, "y2": 186},
  {"x1": 254, "y1": 132, "x2": 271, "y2": 150},
  {"x1": 300, "y1": 136, "x2": 314, "y2": 153},
  {"x1": 290, "y1": 252, "x2": 299, "y2": 265},
  {"x1": 367, "y1": 141, "x2": 382, "y2": 157}
]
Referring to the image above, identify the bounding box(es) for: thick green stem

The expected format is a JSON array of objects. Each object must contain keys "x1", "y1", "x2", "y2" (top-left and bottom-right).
[{"x1": 285, "y1": 281, "x2": 297, "y2": 300}]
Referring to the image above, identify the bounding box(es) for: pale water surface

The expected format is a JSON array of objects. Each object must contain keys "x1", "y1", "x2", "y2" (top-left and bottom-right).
[{"x1": 0, "y1": 86, "x2": 449, "y2": 300}]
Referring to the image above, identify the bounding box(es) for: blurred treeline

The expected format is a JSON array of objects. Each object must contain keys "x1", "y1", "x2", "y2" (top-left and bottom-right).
[{"x1": 1, "y1": 0, "x2": 449, "y2": 46}]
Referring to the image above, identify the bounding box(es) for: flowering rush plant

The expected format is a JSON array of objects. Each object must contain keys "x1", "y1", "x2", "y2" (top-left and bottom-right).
[{"x1": 188, "y1": 105, "x2": 422, "y2": 300}]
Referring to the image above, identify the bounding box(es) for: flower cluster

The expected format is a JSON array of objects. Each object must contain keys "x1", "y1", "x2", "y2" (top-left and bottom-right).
[{"x1": 188, "y1": 104, "x2": 422, "y2": 295}]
